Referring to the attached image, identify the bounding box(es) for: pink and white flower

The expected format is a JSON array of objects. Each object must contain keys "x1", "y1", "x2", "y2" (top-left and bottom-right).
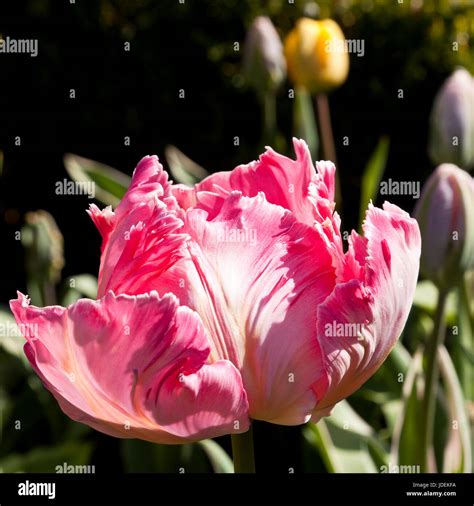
[{"x1": 11, "y1": 139, "x2": 421, "y2": 442}]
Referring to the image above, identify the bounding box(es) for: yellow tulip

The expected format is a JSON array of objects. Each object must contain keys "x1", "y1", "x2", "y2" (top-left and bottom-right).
[{"x1": 284, "y1": 18, "x2": 349, "y2": 94}]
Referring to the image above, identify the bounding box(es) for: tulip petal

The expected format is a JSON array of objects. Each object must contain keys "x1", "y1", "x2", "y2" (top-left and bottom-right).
[
  {"x1": 181, "y1": 192, "x2": 335, "y2": 424},
  {"x1": 313, "y1": 202, "x2": 421, "y2": 420},
  {"x1": 88, "y1": 156, "x2": 189, "y2": 298},
  {"x1": 10, "y1": 291, "x2": 249, "y2": 443},
  {"x1": 173, "y1": 139, "x2": 337, "y2": 227}
]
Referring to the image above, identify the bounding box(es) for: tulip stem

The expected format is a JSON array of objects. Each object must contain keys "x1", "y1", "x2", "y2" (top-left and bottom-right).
[
  {"x1": 315, "y1": 93, "x2": 342, "y2": 210},
  {"x1": 294, "y1": 86, "x2": 319, "y2": 158},
  {"x1": 421, "y1": 288, "x2": 449, "y2": 472},
  {"x1": 262, "y1": 90, "x2": 277, "y2": 146},
  {"x1": 455, "y1": 274, "x2": 473, "y2": 400},
  {"x1": 231, "y1": 425, "x2": 256, "y2": 473}
]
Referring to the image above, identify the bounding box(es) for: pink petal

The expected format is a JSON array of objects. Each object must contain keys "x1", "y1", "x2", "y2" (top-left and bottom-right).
[
  {"x1": 176, "y1": 139, "x2": 338, "y2": 227},
  {"x1": 87, "y1": 156, "x2": 189, "y2": 298},
  {"x1": 180, "y1": 192, "x2": 335, "y2": 424},
  {"x1": 313, "y1": 202, "x2": 421, "y2": 420},
  {"x1": 10, "y1": 291, "x2": 249, "y2": 442}
]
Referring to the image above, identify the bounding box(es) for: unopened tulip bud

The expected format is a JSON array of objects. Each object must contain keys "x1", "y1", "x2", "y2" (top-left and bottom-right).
[
  {"x1": 21, "y1": 210, "x2": 64, "y2": 287},
  {"x1": 284, "y1": 18, "x2": 349, "y2": 94},
  {"x1": 428, "y1": 68, "x2": 474, "y2": 170},
  {"x1": 414, "y1": 164, "x2": 474, "y2": 290},
  {"x1": 243, "y1": 16, "x2": 286, "y2": 95}
]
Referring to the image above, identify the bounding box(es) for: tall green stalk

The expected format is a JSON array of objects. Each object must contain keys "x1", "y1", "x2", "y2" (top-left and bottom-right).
[
  {"x1": 231, "y1": 425, "x2": 256, "y2": 473},
  {"x1": 452, "y1": 275, "x2": 473, "y2": 401},
  {"x1": 421, "y1": 289, "x2": 448, "y2": 472},
  {"x1": 293, "y1": 86, "x2": 318, "y2": 159},
  {"x1": 262, "y1": 90, "x2": 277, "y2": 146}
]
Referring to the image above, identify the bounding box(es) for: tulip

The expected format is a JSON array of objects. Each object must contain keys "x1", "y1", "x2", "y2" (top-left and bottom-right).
[
  {"x1": 11, "y1": 139, "x2": 420, "y2": 444},
  {"x1": 428, "y1": 68, "x2": 474, "y2": 170},
  {"x1": 243, "y1": 16, "x2": 286, "y2": 146},
  {"x1": 414, "y1": 163, "x2": 474, "y2": 291},
  {"x1": 243, "y1": 16, "x2": 286, "y2": 95},
  {"x1": 284, "y1": 18, "x2": 349, "y2": 94}
]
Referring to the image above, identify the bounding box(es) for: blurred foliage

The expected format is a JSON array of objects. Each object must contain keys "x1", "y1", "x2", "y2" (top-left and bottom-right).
[
  {"x1": 359, "y1": 136, "x2": 389, "y2": 227},
  {"x1": 64, "y1": 154, "x2": 131, "y2": 207},
  {"x1": 164, "y1": 145, "x2": 209, "y2": 187}
]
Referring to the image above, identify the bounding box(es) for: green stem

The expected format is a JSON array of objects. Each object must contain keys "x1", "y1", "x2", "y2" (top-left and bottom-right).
[
  {"x1": 421, "y1": 288, "x2": 449, "y2": 472},
  {"x1": 456, "y1": 273, "x2": 473, "y2": 400},
  {"x1": 231, "y1": 425, "x2": 255, "y2": 473},
  {"x1": 294, "y1": 86, "x2": 319, "y2": 158},
  {"x1": 262, "y1": 90, "x2": 276, "y2": 146},
  {"x1": 315, "y1": 93, "x2": 342, "y2": 212},
  {"x1": 460, "y1": 272, "x2": 474, "y2": 331}
]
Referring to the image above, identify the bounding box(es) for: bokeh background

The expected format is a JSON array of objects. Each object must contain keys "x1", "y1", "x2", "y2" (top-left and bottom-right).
[{"x1": 0, "y1": 0, "x2": 473, "y2": 474}]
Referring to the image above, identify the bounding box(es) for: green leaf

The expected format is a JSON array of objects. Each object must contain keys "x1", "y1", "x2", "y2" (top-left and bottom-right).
[
  {"x1": 64, "y1": 154, "x2": 131, "y2": 207},
  {"x1": 303, "y1": 420, "x2": 337, "y2": 472},
  {"x1": 0, "y1": 442, "x2": 93, "y2": 473},
  {"x1": 304, "y1": 421, "x2": 377, "y2": 473},
  {"x1": 164, "y1": 145, "x2": 209, "y2": 186},
  {"x1": 304, "y1": 400, "x2": 387, "y2": 473},
  {"x1": 293, "y1": 86, "x2": 319, "y2": 159},
  {"x1": 438, "y1": 345, "x2": 472, "y2": 473},
  {"x1": 452, "y1": 276, "x2": 474, "y2": 400},
  {"x1": 61, "y1": 274, "x2": 98, "y2": 306},
  {"x1": 0, "y1": 307, "x2": 28, "y2": 365},
  {"x1": 390, "y1": 347, "x2": 425, "y2": 469},
  {"x1": 371, "y1": 341, "x2": 411, "y2": 396},
  {"x1": 381, "y1": 399, "x2": 403, "y2": 435},
  {"x1": 413, "y1": 280, "x2": 457, "y2": 323},
  {"x1": 359, "y1": 136, "x2": 390, "y2": 227},
  {"x1": 327, "y1": 399, "x2": 373, "y2": 437},
  {"x1": 197, "y1": 439, "x2": 233, "y2": 473}
]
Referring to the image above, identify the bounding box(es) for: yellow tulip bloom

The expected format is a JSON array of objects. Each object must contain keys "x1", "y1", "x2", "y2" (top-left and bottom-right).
[{"x1": 284, "y1": 18, "x2": 349, "y2": 94}]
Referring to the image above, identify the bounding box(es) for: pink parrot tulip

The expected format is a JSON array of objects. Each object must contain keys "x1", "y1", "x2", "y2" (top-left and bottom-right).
[{"x1": 10, "y1": 139, "x2": 421, "y2": 443}]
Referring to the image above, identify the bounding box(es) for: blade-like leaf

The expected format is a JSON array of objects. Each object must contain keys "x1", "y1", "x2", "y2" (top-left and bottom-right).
[
  {"x1": 304, "y1": 400, "x2": 386, "y2": 473},
  {"x1": 198, "y1": 439, "x2": 233, "y2": 473},
  {"x1": 304, "y1": 421, "x2": 378, "y2": 473},
  {"x1": 390, "y1": 347, "x2": 424, "y2": 469},
  {"x1": 64, "y1": 154, "x2": 131, "y2": 207},
  {"x1": 451, "y1": 276, "x2": 474, "y2": 400},
  {"x1": 304, "y1": 420, "x2": 337, "y2": 473},
  {"x1": 372, "y1": 341, "x2": 411, "y2": 396},
  {"x1": 165, "y1": 145, "x2": 209, "y2": 186},
  {"x1": 438, "y1": 345, "x2": 472, "y2": 473},
  {"x1": 359, "y1": 136, "x2": 390, "y2": 227},
  {"x1": 381, "y1": 399, "x2": 403, "y2": 436}
]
